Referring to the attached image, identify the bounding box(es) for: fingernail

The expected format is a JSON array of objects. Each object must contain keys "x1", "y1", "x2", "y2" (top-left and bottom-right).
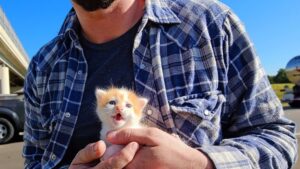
[
  {"x1": 130, "y1": 142, "x2": 139, "y2": 150},
  {"x1": 99, "y1": 140, "x2": 105, "y2": 144},
  {"x1": 93, "y1": 142, "x2": 99, "y2": 152},
  {"x1": 107, "y1": 131, "x2": 116, "y2": 139}
]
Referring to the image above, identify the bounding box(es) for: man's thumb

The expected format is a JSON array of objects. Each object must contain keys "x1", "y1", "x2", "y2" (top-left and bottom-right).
[{"x1": 71, "y1": 140, "x2": 106, "y2": 165}]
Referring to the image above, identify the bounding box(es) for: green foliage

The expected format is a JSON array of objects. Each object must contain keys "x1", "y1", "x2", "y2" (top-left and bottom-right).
[
  {"x1": 268, "y1": 75, "x2": 274, "y2": 84},
  {"x1": 269, "y1": 69, "x2": 290, "y2": 84},
  {"x1": 274, "y1": 69, "x2": 290, "y2": 83}
]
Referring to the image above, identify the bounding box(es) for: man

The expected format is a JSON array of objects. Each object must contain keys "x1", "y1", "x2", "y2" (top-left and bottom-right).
[{"x1": 23, "y1": 0, "x2": 297, "y2": 168}]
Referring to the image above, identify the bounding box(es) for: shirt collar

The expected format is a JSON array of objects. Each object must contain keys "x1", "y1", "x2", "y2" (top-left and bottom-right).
[
  {"x1": 58, "y1": 9, "x2": 79, "y2": 38},
  {"x1": 145, "y1": 0, "x2": 181, "y2": 24}
]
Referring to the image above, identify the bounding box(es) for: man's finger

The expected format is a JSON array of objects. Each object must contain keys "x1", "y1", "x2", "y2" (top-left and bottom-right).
[
  {"x1": 97, "y1": 142, "x2": 139, "y2": 169},
  {"x1": 107, "y1": 127, "x2": 161, "y2": 146},
  {"x1": 71, "y1": 140, "x2": 106, "y2": 165}
]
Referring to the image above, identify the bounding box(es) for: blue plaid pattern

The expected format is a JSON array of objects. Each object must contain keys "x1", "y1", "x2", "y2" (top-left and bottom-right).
[{"x1": 23, "y1": 0, "x2": 297, "y2": 168}]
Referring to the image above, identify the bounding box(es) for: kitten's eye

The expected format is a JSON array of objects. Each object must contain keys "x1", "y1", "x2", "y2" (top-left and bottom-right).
[
  {"x1": 109, "y1": 100, "x2": 116, "y2": 105},
  {"x1": 126, "y1": 103, "x2": 132, "y2": 108}
]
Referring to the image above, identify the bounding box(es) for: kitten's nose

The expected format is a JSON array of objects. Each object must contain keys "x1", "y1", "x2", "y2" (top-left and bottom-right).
[{"x1": 115, "y1": 106, "x2": 123, "y2": 113}]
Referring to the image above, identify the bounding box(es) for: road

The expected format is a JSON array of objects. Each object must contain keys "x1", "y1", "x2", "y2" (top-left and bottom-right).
[
  {"x1": 0, "y1": 108, "x2": 299, "y2": 169},
  {"x1": 284, "y1": 107, "x2": 300, "y2": 133},
  {"x1": 0, "y1": 136, "x2": 24, "y2": 169},
  {"x1": 284, "y1": 108, "x2": 300, "y2": 169}
]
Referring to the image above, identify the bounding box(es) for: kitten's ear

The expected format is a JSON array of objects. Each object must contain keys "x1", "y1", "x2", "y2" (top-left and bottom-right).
[
  {"x1": 139, "y1": 98, "x2": 148, "y2": 110},
  {"x1": 95, "y1": 88, "x2": 106, "y2": 101}
]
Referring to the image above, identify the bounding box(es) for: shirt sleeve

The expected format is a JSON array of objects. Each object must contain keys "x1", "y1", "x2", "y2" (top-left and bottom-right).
[
  {"x1": 199, "y1": 11, "x2": 297, "y2": 169},
  {"x1": 22, "y1": 58, "x2": 46, "y2": 169}
]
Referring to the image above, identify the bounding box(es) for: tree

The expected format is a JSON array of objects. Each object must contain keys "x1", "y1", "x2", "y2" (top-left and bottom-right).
[
  {"x1": 273, "y1": 69, "x2": 290, "y2": 83},
  {"x1": 268, "y1": 75, "x2": 275, "y2": 84}
]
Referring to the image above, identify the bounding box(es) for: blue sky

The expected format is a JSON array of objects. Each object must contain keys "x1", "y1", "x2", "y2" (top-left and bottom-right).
[{"x1": 1, "y1": 0, "x2": 300, "y2": 75}]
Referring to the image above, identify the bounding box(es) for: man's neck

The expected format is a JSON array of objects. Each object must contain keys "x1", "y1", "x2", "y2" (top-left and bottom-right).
[{"x1": 73, "y1": 0, "x2": 145, "y2": 44}]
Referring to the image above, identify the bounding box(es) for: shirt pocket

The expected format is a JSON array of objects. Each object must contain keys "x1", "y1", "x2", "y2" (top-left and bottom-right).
[
  {"x1": 169, "y1": 91, "x2": 226, "y2": 147},
  {"x1": 39, "y1": 109, "x2": 60, "y2": 135},
  {"x1": 32, "y1": 109, "x2": 60, "y2": 149}
]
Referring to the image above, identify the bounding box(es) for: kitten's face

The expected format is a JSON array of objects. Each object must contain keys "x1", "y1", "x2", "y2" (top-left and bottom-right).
[{"x1": 95, "y1": 88, "x2": 148, "y2": 129}]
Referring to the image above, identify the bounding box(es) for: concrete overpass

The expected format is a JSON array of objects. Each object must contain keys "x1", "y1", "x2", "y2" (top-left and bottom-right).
[{"x1": 0, "y1": 7, "x2": 29, "y2": 94}]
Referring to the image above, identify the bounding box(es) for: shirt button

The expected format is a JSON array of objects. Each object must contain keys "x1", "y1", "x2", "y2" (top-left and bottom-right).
[
  {"x1": 65, "y1": 112, "x2": 71, "y2": 118},
  {"x1": 77, "y1": 70, "x2": 83, "y2": 75},
  {"x1": 49, "y1": 125, "x2": 53, "y2": 132},
  {"x1": 204, "y1": 110, "x2": 210, "y2": 116},
  {"x1": 147, "y1": 109, "x2": 153, "y2": 115},
  {"x1": 140, "y1": 64, "x2": 145, "y2": 69},
  {"x1": 50, "y1": 154, "x2": 56, "y2": 161}
]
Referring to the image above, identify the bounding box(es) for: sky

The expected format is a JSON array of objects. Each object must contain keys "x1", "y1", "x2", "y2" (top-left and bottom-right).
[{"x1": 0, "y1": 0, "x2": 300, "y2": 75}]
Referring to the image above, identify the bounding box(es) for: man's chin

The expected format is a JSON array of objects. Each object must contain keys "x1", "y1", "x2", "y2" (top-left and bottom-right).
[{"x1": 72, "y1": 0, "x2": 115, "y2": 11}]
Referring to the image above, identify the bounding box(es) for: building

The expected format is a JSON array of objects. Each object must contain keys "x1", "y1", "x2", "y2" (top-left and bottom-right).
[{"x1": 0, "y1": 6, "x2": 29, "y2": 94}]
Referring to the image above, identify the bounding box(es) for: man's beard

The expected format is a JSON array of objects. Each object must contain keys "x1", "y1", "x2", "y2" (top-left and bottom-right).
[{"x1": 73, "y1": 0, "x2": 115, "y2": 11}]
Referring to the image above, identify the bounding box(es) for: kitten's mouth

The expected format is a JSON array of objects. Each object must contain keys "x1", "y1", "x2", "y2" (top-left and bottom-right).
[{"x1": 112, "y1": 113, "x2": 124, "y2": 122}]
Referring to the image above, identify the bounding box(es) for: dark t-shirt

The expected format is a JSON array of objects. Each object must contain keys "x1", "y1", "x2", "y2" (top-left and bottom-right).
[{"x1": 57, "y1": 23, "x2": 139, "y2": 167}]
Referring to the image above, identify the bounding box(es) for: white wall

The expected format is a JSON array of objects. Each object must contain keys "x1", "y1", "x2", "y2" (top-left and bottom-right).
[{"x1": 0, "y1": 65, "x2": 10, "y2": 94}]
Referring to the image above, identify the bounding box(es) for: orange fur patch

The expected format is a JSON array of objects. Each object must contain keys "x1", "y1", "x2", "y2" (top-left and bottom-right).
[{"x1": 96, "y1": 87, "x2": 145, "y2": 117}]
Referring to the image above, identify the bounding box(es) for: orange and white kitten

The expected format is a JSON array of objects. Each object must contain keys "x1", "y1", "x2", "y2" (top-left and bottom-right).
[{"x1": 95, "y1": 87, "x2": 148, "y2": 144}]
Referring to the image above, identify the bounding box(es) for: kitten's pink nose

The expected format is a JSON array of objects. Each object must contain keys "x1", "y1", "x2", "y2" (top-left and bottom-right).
[{"x1": 115, "y1": 106, "x2": 123, "y2": 113}]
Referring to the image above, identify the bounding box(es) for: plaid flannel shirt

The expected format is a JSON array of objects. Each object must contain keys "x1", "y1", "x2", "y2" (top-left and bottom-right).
[{"x1": 23, "y1": 0, "x2": 297, "y2": 168}]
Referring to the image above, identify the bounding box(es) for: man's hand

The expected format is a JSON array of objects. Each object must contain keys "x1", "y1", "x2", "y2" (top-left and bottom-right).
[
  {"x1": 107, "y1": 127, "x2": 214, "y2": 169},
  {"x1": 69, "y1": 140, "x2": 139, "y2": 169}
]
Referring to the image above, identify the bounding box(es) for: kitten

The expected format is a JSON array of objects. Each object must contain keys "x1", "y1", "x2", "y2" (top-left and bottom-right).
[{"x1": 95, "y1": 87, "x2": 148, "y2": 159}]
